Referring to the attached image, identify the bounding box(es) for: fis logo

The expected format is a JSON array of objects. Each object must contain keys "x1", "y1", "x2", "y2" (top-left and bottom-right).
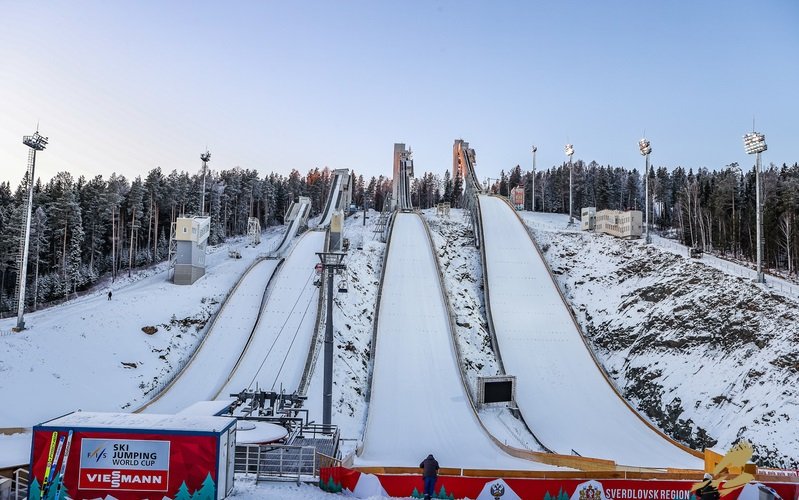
[{"x1": 87, "y1": 446, "x2": 107, "y2": 462}]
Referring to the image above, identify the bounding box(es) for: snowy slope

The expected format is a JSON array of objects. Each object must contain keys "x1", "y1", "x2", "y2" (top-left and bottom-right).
[
  {"x1": 0, "y1": 231, "x2": 281, "y2": 429},
  {"x1": 478, "y1": 195, "x2": 701, "y2": 469},
  {"x1": 140, "y1": 258, "x2": 280, "y2": 414},
  {"x1": 356, "y1": 212, "x2": 559, "y2": 471},
  {"x1": 522, "y1": 211, "x2": 799, "y2": 469},
  {"x1": 218, "y1": 230, "x2": 324, "y2": 396}
]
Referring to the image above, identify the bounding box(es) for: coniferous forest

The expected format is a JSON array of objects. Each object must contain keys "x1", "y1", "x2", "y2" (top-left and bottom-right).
[{"x1": 1, "y1": 159, "x2": 797, "y2": 316}]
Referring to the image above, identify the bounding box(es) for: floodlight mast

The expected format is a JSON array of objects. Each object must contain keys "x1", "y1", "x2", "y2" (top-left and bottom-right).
[
  {"x1": 531, "y1": 146, "x2": 537, "y2": 212},
  {"x1": 565, "y1": 144, "x2": 575, "y2": 224},
  {"x1": 638, "y1": 138, "x2": 652, "y2": 243},
  {"x1": 15, "y1": 130, "x2": 49, "y2": 331},
  {"x1": 200, "y1": 150, "x2": 211, "y2": 216},
  {"x1": 743, "y1": 132, "x2": 767, "y2": 283}
]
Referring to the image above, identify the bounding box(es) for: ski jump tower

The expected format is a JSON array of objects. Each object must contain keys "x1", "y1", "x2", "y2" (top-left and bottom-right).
[
  {"x1": 172, "y1": 150, "x2": 212, "y2": 285},
  {"x1": 173, "y1": 216, "x2": 211, "y2": 284},
  {"x1": 453, "y1": 139, "x2": 481, "y2": 211},
  {"x1": 392, "y1": 143, "x2": 414, "y2": 210}
]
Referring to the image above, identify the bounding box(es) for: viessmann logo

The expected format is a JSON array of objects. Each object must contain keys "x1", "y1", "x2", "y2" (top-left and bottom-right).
[{"x1": 78, "y1": 438, "x2": 170, "y2": 492}]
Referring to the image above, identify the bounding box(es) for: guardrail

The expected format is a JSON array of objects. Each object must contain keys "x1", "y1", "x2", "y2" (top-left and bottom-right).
[
  {"x1": 652, "y1": 236, "x2": 799, "y2": 299},
  {"x1": 13, "y1": 467, "x2": 28, "y2": 500},
  {"x1": 235, "y1": 444, "x2": 317, "y2": 483}
]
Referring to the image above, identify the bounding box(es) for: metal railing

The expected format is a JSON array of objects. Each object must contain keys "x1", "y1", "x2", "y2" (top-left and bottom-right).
[
  {"x1": 13, "y1": 467, "x2": 28, "y2": 500},
  {"x1": 234, "y1": 444, "x2": 317, "y2": 483}
]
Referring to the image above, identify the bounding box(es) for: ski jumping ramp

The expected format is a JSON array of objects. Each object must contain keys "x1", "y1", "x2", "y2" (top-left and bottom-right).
[
  {"x1": 139, "y1": 258, "x2": 281, "y2": 414},
  {"x1": 318, "y1": 169, "x2": 349, "y2": 228},
  {"x1": 271, "y1": 198, "x2": 312, "y2": 258},
  {"x1": 217, "y1": 230, "x2": 325, "y2": 397},
  {"x1": 357, "y1": 212, "x2": 560, "y2": 471},
  {"x1": 477, "y1": 194, "x2": 702, "y2": 469}
]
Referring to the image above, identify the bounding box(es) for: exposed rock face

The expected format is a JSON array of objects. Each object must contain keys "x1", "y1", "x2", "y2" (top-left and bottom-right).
[{"x1": 532, "y1": 228, "x2": 799, "y2": 469}]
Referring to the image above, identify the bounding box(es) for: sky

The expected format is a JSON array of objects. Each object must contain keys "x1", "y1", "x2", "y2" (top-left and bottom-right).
[{"x1": 1, "y1": 0, "x2": 797, "y2": 188}]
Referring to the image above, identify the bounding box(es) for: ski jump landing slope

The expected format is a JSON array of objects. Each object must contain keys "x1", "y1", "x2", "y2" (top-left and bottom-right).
[
  {"x1": 477, "y1": 195, "x2": 701, "y2": 469},
  {"x1": 218, "y1": 230, "x2": 325, "y2": 397},
  {"x1": 140, "y1": 259, "x2": 280, "y2": 414},
  {"x1": 357, "y1": 213, "x2": 559, "y2": 471}
]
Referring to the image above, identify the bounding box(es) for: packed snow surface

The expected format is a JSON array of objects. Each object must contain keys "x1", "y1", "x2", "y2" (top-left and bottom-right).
[
  {"x1": 141, "y1": 259, "x2": 279, "y2": 414},
  {"x1": 478, "y1": 195, "x2": 701, "y2": 469},
  {"x1": 0, "y1": 232, "x2": 281, "y2": 429},
  {"x1": 218, "y1": 230, "x2": 324, "y2": 396},
  {"x1": 356, "y1": 212, "x2": 560, "y2": 471}
]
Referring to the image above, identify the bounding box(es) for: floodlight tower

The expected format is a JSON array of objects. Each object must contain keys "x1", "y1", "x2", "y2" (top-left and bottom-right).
[
  {"x1": 200, "y1": 150, "x2": 211, "y2": 216},
  {"x1": 15, "y1": 130, "x2": 49, "y2": 331},
  {"x1": 565, "y1": 143, "x2": 575, "y2": 224},
  {"x1": 638, "y1": 138, "x2": 652, "y2": 243},
  {"x1": 531, "y1": 145, "x2": 537, "y2": 212},
  {"x1": 743, "y1": 131, "x2": 767, "y2": 283}
]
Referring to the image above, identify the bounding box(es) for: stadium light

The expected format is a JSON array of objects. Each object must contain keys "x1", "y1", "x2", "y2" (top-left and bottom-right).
[
  {"x1": 531, "y1": 146, "x2": 537, "y2": 212},
  {"x1": 743, "y1": 131, "x2": 767, "y2": 283},
  {"x1": 565, "y1": 144, "x2": 574, "y2": 224},
  {"x1": 638, "y1": 138, "x2": 652, "y2": 243},
  {"x1": 200, "y1": 150, "x2": 211, "y2": 216},
  {"x1": 15, "y1": 130, "x2": 49, "y2": 331}
]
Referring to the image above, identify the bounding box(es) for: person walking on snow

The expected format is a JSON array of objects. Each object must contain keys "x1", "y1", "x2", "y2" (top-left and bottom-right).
[
  {"x1": 419, "y1": 453, "x2": 439, "y2": 500},
  {"x1": 107, "y1": 290, "x2": 112, "y2": 300}
]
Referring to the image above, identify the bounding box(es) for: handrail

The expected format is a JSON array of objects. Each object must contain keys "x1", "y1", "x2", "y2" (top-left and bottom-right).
[{"x1": 494, "y1": 195, "x2": 703, "y2": 461}]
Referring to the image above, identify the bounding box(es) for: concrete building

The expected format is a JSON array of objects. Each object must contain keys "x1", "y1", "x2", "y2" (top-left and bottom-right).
[
  {"x1": 174, "y1": 216, "x2": 211, "y2": 284},
  {"x1": 594, "y1": 209, "x2": 642, "y2": 239},
  {"x1": 581, "y1": 207, "x2": 597, "y2": 231}
]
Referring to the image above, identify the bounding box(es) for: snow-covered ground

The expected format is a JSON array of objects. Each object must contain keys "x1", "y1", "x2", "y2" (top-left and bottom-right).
[
  {"x1": 518, "y1": 210, "x2": 799, "y2": 469},
  {"x1": 0, "y1": 228, "x2": 284, "y2": 429},
  {"x1": 3, "y1": 202, "x2": 796, "y2": 498}
]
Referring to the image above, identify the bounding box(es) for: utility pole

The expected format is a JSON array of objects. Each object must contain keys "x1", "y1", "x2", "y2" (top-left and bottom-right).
[
  {"x1": 316, "y1": 251, "x2": 346, "y2": 428},
  {"x1": 14, "y1": 129, "x2": 48, "y2": 331}
]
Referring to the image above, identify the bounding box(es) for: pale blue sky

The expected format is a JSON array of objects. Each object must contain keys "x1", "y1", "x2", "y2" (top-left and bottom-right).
[{"x1": 1, "y1": 1, "x2": 797, "y2": 187}]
